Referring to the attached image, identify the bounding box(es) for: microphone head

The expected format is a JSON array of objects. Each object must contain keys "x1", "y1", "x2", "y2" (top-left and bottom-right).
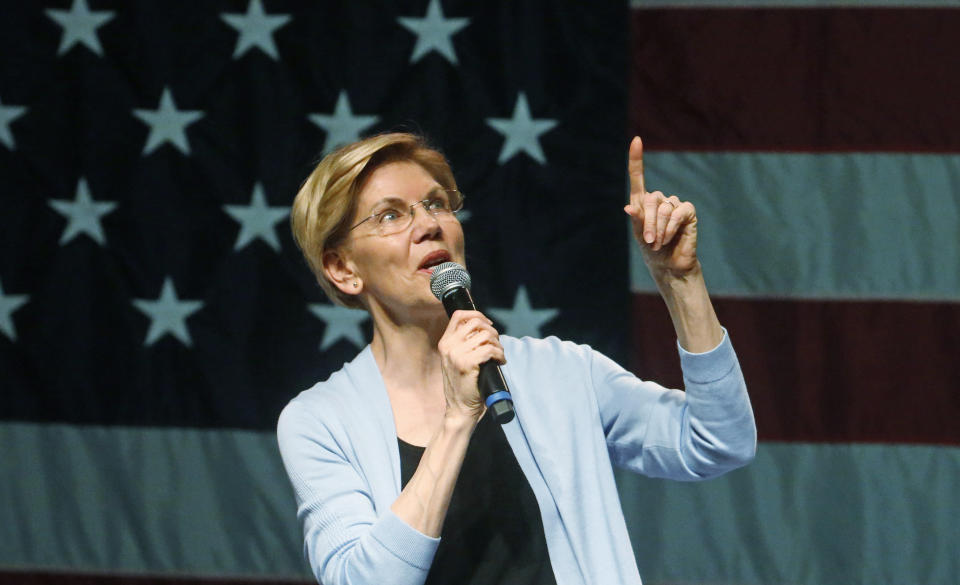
[{"x1": 430, "y1": 261, "x2": 471, "y2": 300}]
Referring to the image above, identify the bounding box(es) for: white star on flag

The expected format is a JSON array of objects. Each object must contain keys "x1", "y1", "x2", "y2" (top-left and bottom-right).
[
  {"x1": 132, "y1": 278, "x2": 204, "y2": 347},
  {"x1": 223, "y1": 183, "x2": 289, "y2": 252},
  {"x1": 220, "y1": 0, "x2": 292, "y2": 60},
  {"x1": 48, "y1": 178, "x2": 117, "y2": 246},
  {"x1": 486, "y1": 92, "x2": 558, "y2": 165},
  {"x1": 45, "y1": 0, "x2": 115, "y2": 56},
  {"x1": 397, "y1": 0, "x2": 470, "y2": 64},
  {"x1": 0, "y1": 97, "x2": 27, "y2": 150},
  {"x1": 132, "y1": 87, "x2": 205, "y2": 156},
  {"x1": 309, "y1": 303, "x2": 369, "y2": 351},
  {"x1": 0, "y1": 278, "x2": 29, "y2": 342},
  {"x1": 488, "y1": 285, "x2": 559, "y2": 338},
  {"x1": 309, "y1": 91, "x2": 380, "y2": 155}
]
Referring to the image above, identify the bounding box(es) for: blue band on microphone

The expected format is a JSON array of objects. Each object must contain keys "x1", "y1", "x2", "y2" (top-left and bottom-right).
[{"x1": 484, "y1": 391, "x2": 512, "y2": 408}]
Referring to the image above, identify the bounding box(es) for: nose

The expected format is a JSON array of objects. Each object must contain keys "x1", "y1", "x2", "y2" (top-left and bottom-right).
[{"x1": 410, "y1": 202, "x2": 442, "y2": 242}]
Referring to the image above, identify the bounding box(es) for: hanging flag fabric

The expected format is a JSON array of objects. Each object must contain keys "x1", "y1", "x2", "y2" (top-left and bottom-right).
[
  {"x1": 626, "y1": 5, "x2": 960, "y2": 585},
  {"x1": 2, "y1": 1, "x2": 957, "y2": 585}
]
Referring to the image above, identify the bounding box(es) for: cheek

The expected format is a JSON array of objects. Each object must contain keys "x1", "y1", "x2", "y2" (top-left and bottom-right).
[
  {"x1": 355, "y1": 241, "x2": 407, "y2": 277},
  {"x1": 451, "y1": 224, "x2": 466, "y2": 255}
]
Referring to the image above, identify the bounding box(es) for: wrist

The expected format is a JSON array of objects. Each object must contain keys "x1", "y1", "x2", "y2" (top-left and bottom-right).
[
  {"x1": 652, "y1": 262, "x2": 724, "y2": 353},
  {"x1": 651, "y1": 261, "x2": 705, "y2": 298},
  {"x1": 442, "y1": 409, "x2": 481, "y2": 435}
]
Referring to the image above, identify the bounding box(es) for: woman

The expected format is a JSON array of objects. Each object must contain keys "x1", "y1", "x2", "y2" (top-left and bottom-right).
[{"x1": 278, "y1": 132, "x2": 756, "y2": 585}]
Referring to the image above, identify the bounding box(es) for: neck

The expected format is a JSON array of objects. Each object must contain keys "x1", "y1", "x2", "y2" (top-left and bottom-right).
[{"x1": 368, "y1": 302, "x2": 448, "y2": 394}]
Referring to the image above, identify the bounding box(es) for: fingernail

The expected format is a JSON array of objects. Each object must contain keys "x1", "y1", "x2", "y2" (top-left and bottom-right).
[{"x1": 645, "y1": 232, "x2": 654, "y2": 243}]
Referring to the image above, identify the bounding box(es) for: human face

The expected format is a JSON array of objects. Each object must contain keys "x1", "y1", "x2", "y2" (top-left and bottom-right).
[{"x1": 345, "y1": 161, "x2": 465, "y2": 316}]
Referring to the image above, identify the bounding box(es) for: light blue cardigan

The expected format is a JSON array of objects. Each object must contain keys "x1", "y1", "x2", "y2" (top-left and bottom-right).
[{"x1": 277, "y1": 333, "x2": 756, "y2": 585}]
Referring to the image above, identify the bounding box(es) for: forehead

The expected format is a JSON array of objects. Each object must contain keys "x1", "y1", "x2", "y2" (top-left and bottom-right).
[{"x1": 356, "y1": 161, "x2": 440, "y2": 209}]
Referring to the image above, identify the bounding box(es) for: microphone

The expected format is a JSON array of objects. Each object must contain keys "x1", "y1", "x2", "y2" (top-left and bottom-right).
[{"x1": 430, "y1": 262, "x2": 515, "y2": 424}]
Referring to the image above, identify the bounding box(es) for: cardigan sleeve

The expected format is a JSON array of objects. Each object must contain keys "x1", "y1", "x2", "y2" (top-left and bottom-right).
[
  {"x1": 591, "y1": 330, "x2": 757, "y2": 480},
  {"x1": 277, "y1": 399, "x2": 440, "y2": 585}
]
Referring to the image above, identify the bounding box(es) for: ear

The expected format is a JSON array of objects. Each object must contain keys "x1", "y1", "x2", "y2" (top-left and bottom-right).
[{"x1": 322, "y1": 249, "x2": 363, "y2": 296}]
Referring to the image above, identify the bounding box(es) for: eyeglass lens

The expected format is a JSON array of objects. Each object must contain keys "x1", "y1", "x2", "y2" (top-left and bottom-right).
[{"x1": 374, "y1": 191, "x2": 461, "y2": 235}]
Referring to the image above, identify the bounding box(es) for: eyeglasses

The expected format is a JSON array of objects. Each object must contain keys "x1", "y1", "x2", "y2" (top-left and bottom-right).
[{"x1": 350, "y1": 189, "x2": 464, "y2": 237}]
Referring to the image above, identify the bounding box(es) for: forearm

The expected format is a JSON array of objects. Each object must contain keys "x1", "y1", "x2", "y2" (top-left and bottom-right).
[
  {"x1": 677, "y1": 332, "x2": 757, "y2": 476},
  {"x1": 652, "y1": 261, "x2": 724, "y2": 353},
  {"x1": 390, "y1": 416, "x2": 475, "y2": 537}
]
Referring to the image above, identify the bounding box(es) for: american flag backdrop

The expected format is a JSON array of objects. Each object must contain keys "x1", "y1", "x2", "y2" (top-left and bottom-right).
[{"x1": 1, "y1": 1, "x2": 958, "y2": 585}]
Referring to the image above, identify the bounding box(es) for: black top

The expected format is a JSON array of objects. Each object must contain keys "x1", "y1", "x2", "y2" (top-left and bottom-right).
[{"x1": 398, "y1": 411, "x2": 557, "y2": 585}]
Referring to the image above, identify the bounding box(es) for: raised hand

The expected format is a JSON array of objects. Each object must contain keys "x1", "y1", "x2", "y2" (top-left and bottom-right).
[{"x1": 623, "y1": 136, "x2": 700, "y2": 277}]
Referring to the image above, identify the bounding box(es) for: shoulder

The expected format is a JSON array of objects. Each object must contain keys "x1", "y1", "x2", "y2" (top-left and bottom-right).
[
  {"x1": 501, "y1": 334, "x2": 607, "y2": 387},
  {"x1": 277, "y1": 346, "x2": 378, "y2": 440},
  {"x1": 502, "y1": 334, "x2": 621, "y2": 377},
  {"x1": 500, "y1": 335, "x2": 637, "y2": 400},
  {"x1": 502, "y1": 334, "x2": 595, "y2": 363}
]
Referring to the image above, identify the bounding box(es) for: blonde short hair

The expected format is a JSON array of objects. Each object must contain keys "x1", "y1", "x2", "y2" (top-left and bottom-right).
[{"x1": 291, "y1": 132, "x2": 458, "y2": 309}]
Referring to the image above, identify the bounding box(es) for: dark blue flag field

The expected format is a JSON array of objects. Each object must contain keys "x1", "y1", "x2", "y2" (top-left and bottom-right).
[{"x1": 0, "y1": 1, "x2": 627, "y2": 581}]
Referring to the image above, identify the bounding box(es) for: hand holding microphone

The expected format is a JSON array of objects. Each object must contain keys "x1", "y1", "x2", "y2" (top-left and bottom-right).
[{"x1": 431, "y1": 262, "x2": 516, "y2": 424}]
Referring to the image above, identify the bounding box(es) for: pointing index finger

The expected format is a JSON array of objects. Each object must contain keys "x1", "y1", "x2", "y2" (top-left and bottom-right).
[{"x1": 629, "y1": 135, "x2": 646, "y2": 196}]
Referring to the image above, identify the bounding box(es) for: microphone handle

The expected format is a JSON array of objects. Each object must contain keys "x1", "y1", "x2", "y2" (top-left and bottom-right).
[{"x1": 441, "y1": 287, "x2": 516, "y2": 424}]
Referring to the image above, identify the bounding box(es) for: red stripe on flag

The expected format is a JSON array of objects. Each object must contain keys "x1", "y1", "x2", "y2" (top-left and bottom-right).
[
  {"x1": 631, "y1": 294, "x2": 960, "y2": 445},
  {"x1": 630, "y1": 8, "x2": 960, "y2": 152}
]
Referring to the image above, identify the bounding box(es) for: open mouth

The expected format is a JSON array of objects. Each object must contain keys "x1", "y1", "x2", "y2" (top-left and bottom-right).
[{"x1": 418, "y1": 250, "x2": 451, "y2": 272}]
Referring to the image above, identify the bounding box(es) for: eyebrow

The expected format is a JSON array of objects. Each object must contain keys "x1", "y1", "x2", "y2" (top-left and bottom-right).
[{"x1": 366, "y1": 187, "x2": 445, "y2": 213}]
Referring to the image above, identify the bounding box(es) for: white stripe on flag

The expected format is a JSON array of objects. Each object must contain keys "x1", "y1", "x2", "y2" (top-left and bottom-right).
[
  {"x1": 631, "y1": 152, "x2": 960, "y2": 301},
  {"x1": 0, "y1": 422, "x2": 308, "y2": 578},
  {"x1": 618, "y1": 442, "x2": 960, "y2": 585},
  {"x1": 3, "y1": 423, "x2": 959, "y2": 583}
]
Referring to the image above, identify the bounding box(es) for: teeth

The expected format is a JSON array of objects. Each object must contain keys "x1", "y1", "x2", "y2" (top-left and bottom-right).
[{"x1": 422, "y1": 255, "x2": 448, "y2": 269}]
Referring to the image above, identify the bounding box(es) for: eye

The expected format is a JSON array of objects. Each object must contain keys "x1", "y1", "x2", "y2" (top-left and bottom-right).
[
  {"x1": 426, "y1": 196, "x2": 450, "y2": 211},
  {"x1": 376, "y1": 208, "x2": 404, "y2": 224}
]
